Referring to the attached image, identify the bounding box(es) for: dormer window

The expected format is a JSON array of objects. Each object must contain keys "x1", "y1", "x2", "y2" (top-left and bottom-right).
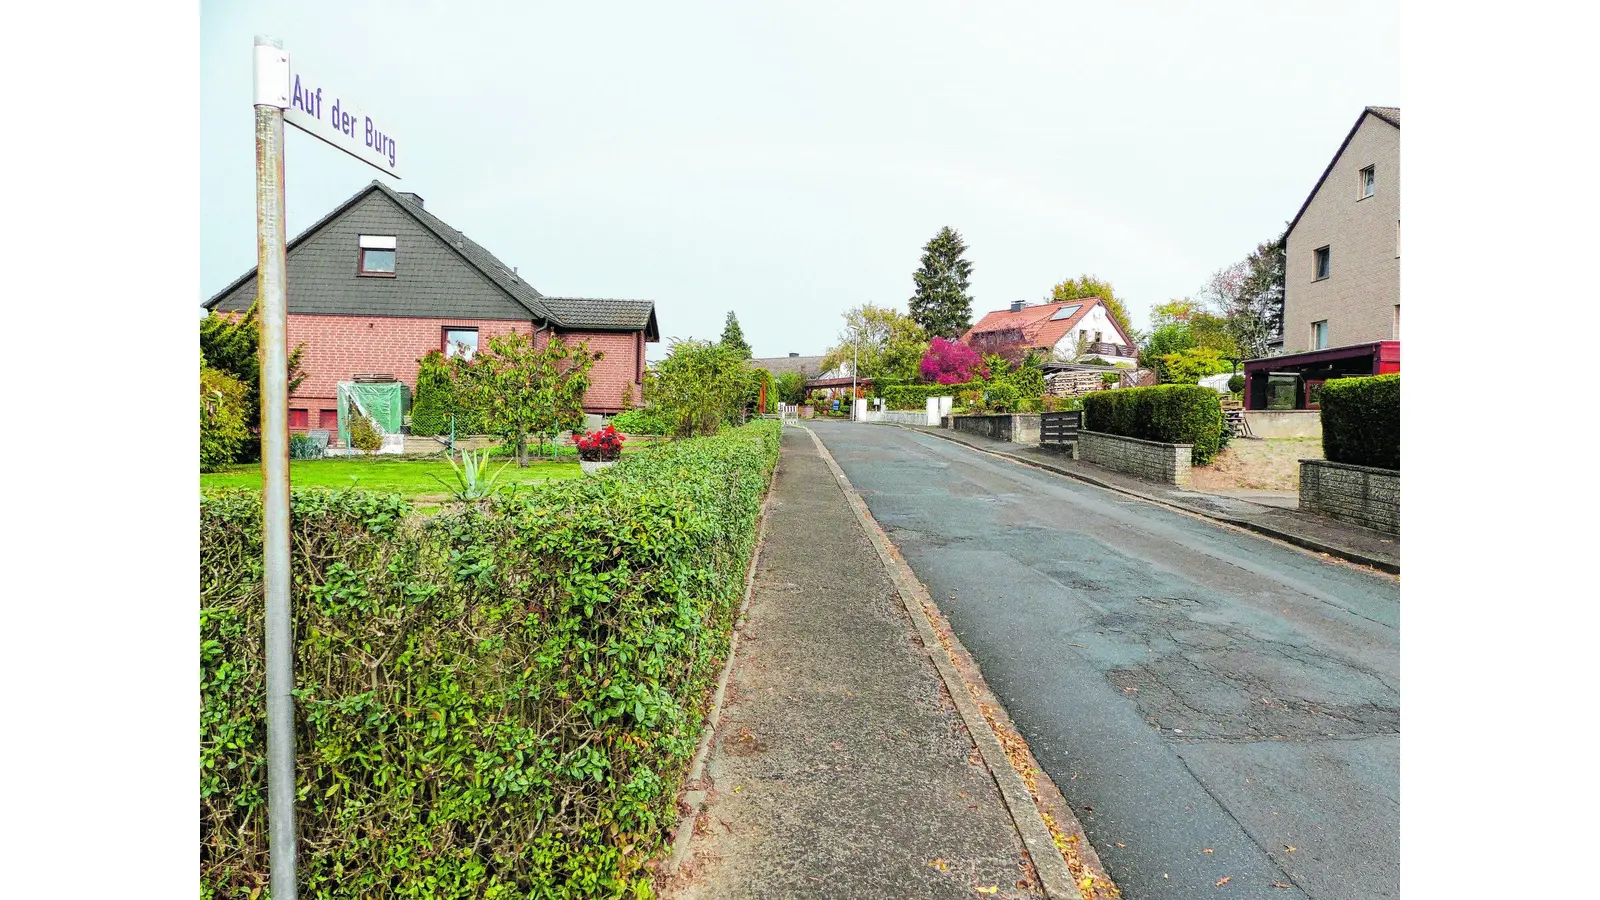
[{"x1": 358, "y1": 235, "x2": 397, "y2": 276}]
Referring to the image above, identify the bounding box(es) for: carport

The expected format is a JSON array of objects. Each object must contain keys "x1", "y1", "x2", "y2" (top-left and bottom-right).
[{"x1": 1242, "y1": 341, "x2": 1399, "y2": 410}]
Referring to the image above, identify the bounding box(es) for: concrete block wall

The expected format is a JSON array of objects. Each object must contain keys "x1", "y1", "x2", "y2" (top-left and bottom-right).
[
  {"x1": 1079, "y1": 431, "x2": 1192, "y2": 487},
  {"x1": 857, "y1": 409, "x2": 933, "y2": 426},
  {"x1": 1299, "y1": 459, "x2": 1399, "y2": 534},
  {"x1": 951, "y1": 414, "x2": 1042, "y2": 444}
]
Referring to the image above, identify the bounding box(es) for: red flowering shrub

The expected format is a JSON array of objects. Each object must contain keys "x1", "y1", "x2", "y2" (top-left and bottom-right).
[
  {"x1": 576, "y1": 424, "x2": 625, "y2": 461},
  {"x1": 920, "y1": 337, "x2": 986, "y2": 385}
]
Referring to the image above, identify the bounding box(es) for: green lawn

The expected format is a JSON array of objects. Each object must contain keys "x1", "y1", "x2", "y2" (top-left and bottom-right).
[{"x1": 201, "y1": 455, "x2": 580, "y2": 499}]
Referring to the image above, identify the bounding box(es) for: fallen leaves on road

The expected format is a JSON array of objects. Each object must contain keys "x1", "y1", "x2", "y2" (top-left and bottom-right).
[
  {"x1": 928, "y1": 858, "x2": 949, "y2": 872},
  {"x1": 1274, "y1": 883, "x2": 1293, "y2": 889},
  {"x1": 1283, "y1": 845, "x2": 1296, "y2": 853},
  {"x1": 1203, "y1": 848, "x2": 1214, "y2": 854},
  {"x1": 1216, "y1": 876, "x2": 1231, "y2": 886},
  {"x1": 974, "y1": 886, "x2": 998, "y2": 895}
]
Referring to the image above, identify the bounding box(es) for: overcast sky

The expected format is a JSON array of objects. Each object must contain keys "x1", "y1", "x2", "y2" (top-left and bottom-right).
[{"x1": 200, "y1": 1, "x2": 1399, "y2": 359}]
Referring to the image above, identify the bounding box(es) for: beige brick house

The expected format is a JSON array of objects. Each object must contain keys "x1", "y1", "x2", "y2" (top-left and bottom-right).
[{"x1": 1281, "y1": 106, "x2": 1400, "y2": 354}]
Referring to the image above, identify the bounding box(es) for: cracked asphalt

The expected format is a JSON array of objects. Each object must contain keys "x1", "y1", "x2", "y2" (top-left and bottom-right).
[{"x1": 808, "y1": 422, "x2": 1399, "y2": 900}]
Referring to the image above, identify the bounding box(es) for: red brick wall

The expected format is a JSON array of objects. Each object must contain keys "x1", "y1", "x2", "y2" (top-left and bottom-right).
[
  {"x1": 284, "y1": 314, "x2": 536, "y2": 417},
  {"x1": 277, "y1": 314, "x2": 643, "y2": 416},
  {"x1": 557, "y1": 330, "x2": 645, "y2": 413}
]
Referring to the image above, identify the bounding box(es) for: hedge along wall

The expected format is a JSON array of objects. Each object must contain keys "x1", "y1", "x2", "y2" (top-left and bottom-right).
[
  {"x1": 1081, "y1": 384, "x2": 1225, "y2": 465},
  {"x1": 200, "y1": 421, "x2": 782, "y2": 899},
  {"x1": 1319, "y1": 374, "x2": 1399, "y2": 470},
  {"x1": 879, "y1": 381, "x2": 980, "y2": 410}
]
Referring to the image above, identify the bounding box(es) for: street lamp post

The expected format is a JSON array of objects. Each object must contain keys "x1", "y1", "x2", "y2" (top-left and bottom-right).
[{"x1": 850, "y1": 326, "x2": 860, "y2": 421}]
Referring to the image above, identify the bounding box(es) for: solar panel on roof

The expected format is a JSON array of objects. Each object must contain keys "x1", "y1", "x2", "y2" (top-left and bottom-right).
[{"x1": 1049, "y1": 304, "x2": 1082, "y2": 321}]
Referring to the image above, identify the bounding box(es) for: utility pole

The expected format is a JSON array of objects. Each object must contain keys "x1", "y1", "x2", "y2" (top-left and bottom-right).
[{"x1": 253, "y1": 34, "x2": 297, "y2": 900}]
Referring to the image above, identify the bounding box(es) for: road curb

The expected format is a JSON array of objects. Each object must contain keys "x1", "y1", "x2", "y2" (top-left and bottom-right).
[
  {"x1": 901, "y1": 425, "x2": 1399, "y2": 576},
  {"x1": 659, "y1": 449, "x2": 781, "y2": 875},
  {"x1": 799, "y1": 425, "x2": 1090, "y2": 900}
]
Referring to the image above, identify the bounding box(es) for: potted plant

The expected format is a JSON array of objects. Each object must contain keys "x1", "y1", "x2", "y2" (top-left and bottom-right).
[{"x1": 576, "y1": 424, "x2": 624, "y2": 474}]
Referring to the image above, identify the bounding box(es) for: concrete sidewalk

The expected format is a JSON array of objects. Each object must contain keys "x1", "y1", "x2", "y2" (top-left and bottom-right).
[
  {"x1": 899, "y1": 424, "x2": 1398, "y2": 574},
  {"x1": 662, "y1": 428, "x2": 1065, "y2": 900}
]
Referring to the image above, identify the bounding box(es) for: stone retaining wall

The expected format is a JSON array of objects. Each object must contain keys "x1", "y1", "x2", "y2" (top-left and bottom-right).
[
  {"x1": 1078, "y1": 430, "x2": 1192, "y2": 486},
  {"x1": 1299, "y1": 459, "x2": 1399, "y2": 534},
  {"x1": 951, "y1": 413, "x2": 1042, "y2": 444}
]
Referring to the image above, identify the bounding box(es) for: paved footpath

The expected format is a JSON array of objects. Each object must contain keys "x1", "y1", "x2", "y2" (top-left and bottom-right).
[
  {"x1": 664, "y1": 428, "x2": 1050, "y2": 900},
  {"x1": 807, "y1": 421, "x2": 1399, "y2": 900}
]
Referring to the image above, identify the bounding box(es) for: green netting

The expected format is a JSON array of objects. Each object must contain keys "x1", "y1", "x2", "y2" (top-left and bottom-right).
[{"x1": 336, "y1": 382, "x2": 405, "y2": 446}]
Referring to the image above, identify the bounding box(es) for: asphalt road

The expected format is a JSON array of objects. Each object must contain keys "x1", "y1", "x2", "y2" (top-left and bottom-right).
[{"x1": 807, "y1": 422, "x2": 1399, "y2": 900}]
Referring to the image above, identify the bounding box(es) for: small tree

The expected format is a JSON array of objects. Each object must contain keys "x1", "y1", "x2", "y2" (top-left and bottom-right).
[
  {"x1": 775, "y1": 371, "x2": 807, "y2": 405},
  {"x1": 457, "y1": 333, "x2": 596, "y2": 467},
  {"x1": 199, "y1": 300, "x2": 306, "y2": 463},
  {"x1": 919, "y1": 337, "x2": 984, "y2": 385},
  {"x1": 908, "y1": 227, "x2": 975, "y2": 339},
  {"x1": 820, "y1": 304, "x2": 927, "y2": 381},
  {"x1": 718, "y1": 311, "x2": 753, "y2": 359},
  {"x1": 1049, "y1": 275, "x2": 1140, "y2": 346},
  {"x1": 648, "y1": 339, "x2": 749, "y2": 437},
  {"x1": 1157, "y1": 347, "x2": 1230, "y2": 385}
]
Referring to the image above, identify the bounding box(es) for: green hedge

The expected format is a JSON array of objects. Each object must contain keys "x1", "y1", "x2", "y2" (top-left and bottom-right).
[
  {"x1": 1081, "y1": 384, "x2": 1225, "y2": 465},
  {"x1": 201, "y1": 421, "x2": 781, "y2": 899},
  {"x1": 1319, "y1": 374, "x2": 1399, "y2": 470},
  {"x1": 608, "y1": 407, "x2": 669, "y2": 436},
  {"x1": 880, "y1": 381, "x2": 980, "y2": 410}
]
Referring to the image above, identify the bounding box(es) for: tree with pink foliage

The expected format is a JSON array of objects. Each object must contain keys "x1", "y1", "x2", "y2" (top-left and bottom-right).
[{"x1": 919, "y1": 337, "x2": 985, "y2": 385}]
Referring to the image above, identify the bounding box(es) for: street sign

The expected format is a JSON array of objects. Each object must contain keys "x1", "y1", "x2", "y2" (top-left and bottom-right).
[
  {"x1": 250, "y1": 34, "x2": 406, "y2": 899},
  {"x1": 283, "y1": 64, "x2": 402, "y2": 178}
]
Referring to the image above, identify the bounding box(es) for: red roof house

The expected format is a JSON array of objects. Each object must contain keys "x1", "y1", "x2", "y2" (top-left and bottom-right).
[{"x1": 961, "y1": 297, "x2": 1138, "y2": 366}]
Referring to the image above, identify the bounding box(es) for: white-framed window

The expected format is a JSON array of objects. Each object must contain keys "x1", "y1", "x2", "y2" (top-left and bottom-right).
[
  {"x1": 1314, "y1": 246, "x2": 1331, "y2": 281},
  {"x1": 1359, "y1": 165, "x2": 1376, "y2": 200},
  {"x1": 443, "y1": 327, "x2": 479, "y2": 360},
  {"x1": 358, "y1": 235, "x2": 397, "y2": 275},
  {"x1": 1312, "y1": 320, "x2": 1329, "y2": 350}
]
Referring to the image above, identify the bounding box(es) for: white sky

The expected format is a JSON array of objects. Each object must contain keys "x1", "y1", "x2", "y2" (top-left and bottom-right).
[{"x1": 200, "y1": 1, "x2": 1399, "y2": 360}]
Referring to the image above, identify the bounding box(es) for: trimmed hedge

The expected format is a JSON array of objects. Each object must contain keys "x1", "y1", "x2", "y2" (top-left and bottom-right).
[
  {"x1": 201, "y1": 421, "x2": 781, "y2": 899},
  {"x1": 880, "y1": 381, "x2": 980, "y2": 410},
  {"x1": 1081, "y1": 384, "x2": 1225, "y2": 465},
  {"x1": 1319, "y1": 374, "x2": 1399, "y2": 470},
  {"x1": 609, "y1": 407, "x2": 669, "y2": 436}
]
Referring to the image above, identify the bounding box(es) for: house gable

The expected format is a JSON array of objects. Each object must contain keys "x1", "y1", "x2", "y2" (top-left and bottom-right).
[
  {"x1": 1281, "y1": 106, "x2": 1401, "y2": 353},
  {"x1": 207, "y1": 187, "x2": 535, "y2": 321},
  {"x1": 1284, "y1": 107, "x2": 1400, "y2": 242}
]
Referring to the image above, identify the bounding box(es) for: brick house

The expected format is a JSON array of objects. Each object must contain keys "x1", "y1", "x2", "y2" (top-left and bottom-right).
[
  {"x1": 202, "y1": 181, "x2": 659, "y2": 431},
  {"x1": 1244, "y1": 106, "x2": 1400, "y2": 410}
]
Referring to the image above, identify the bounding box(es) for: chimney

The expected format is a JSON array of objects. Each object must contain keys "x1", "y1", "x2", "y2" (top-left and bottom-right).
[
  {"x1": 789, "y1": 352, "x2": 799, "y2": 357},
  {"x1": 1010, "y1": 300, "x2": 1026, "y2": 312},
  {"x1": 400, "y1": 192, "x2": 424, "y2": 208}
]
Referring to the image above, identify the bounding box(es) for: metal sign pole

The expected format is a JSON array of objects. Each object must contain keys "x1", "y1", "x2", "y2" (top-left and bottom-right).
[{"x1": 252, "y1": 34, "x2": 297, "y2": 900}]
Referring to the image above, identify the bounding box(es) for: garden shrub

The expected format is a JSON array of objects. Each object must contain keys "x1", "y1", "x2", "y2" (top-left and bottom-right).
[
  {"x1": 201, "y1": 422, "x2": 782, "y2": 899},
  {"x1": 984, "y1": 381, "x2": 1019, "y2": 412},
  {"x1": 289, "y1": 433, "x2": 321, "y2": 460},
  {"x1": 201, "y1": 365, "x2": 250, "y2": 472},
  {"x1": 1319, "y1": 374, "x2": 1399, "y2": 470},
  {"x1": 1228, "y1": 374, "x2": 1245, "y2": 394},
  {"x1": 609, "y1": 408, "x2": 669, "y2": 436},
  {"x1": 348, "y1": 413, "x2": 383, "y2": 452},
  {"x1": 1081, "y1": 384, "x2": 1224, "y2": 465}
]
